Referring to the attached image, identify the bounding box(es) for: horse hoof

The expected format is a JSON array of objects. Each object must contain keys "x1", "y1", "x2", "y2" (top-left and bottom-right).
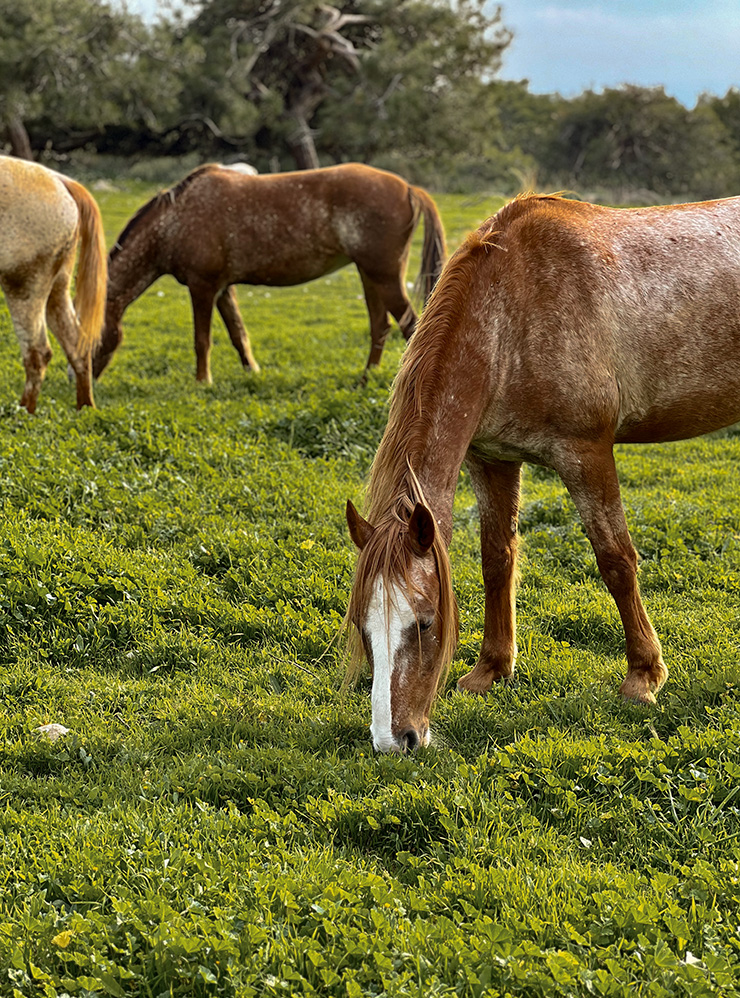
[
  {"x1": 619, "y1": 674, "x2": 659, "y2": 705},
  {"x1": 457, "y1": 668, "x2": 515, "y2": 695}
]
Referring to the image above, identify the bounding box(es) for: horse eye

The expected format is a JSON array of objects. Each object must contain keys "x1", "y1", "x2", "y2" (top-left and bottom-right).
[{"x1": 418, "y1": 618, "x2": 433, "y2": 633}]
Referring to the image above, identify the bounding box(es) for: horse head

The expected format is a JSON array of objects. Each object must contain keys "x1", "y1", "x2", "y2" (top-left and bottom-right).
[{"x1": 346, "y1": 499, "x2": 457, "y2": 752}]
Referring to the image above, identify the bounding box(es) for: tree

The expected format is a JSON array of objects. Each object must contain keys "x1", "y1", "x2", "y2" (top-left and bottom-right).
[
  {"x1": 180, "y1": 0, "x2": 512, "y2": 172},
  {"x1": 316, "y1": 0, "x2": 512, "y2": 182},
  {"x1": 181, "y1": 0, "x2": 371, "y2": 169},
  {"x1": 0, "y1": 0, "x2": 187, "y2": 160},
  {"x1": 541, "y1": 85, "x2": 740, "y2": 198}
]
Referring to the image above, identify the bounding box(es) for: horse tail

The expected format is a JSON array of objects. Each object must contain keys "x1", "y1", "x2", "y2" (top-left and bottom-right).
[
  {"x1": 410, "y1": 186, "x2": 447, "y2": 302},
  {"x1": 61, "y1": 178, "x2": 107, "y2": 357}
]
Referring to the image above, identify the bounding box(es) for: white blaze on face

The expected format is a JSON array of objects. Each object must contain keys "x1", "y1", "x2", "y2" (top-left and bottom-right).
[{"x1": 365, "y1": 576, "x2": 416, "y2": 753}]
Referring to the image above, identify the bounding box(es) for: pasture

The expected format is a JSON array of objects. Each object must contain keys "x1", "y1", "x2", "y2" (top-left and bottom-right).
[{"x1": 1, "y1": 184, "x2": 740, "y2": 997}]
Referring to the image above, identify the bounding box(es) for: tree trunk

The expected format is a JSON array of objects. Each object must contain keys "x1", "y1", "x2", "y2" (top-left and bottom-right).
[
  {"x1": 5, "y1": 115, "x2": 33, "y2": 160},
  {"x1": 286, "y1": 111, "x2": 320, "y2": 170}
]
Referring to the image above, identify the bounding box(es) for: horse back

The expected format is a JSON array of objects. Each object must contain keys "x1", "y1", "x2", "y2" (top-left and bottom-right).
[
  {"x1": 449, "y1": 195, "x2": 740, "y2": 455},
  {"x1": 163, "y1": 164, "x2": 417, "y2": 286}
]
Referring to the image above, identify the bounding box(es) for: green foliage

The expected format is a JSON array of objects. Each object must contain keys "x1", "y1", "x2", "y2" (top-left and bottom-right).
[
  {"x1": 2, "y1": 188, "x2": 740, "y2": 996},
  {"x1": 7, "y1": 0, "x2": 740, "y2": 198},
  {"x1": 0, "y1": 0, "x2": 183, "y2": 154},
  {"x1": 316, "y1": 0, "x2": 511, "y2": 184},
  {"x1": 536, "y1": 85, "x2": 740, "y2": 199}
]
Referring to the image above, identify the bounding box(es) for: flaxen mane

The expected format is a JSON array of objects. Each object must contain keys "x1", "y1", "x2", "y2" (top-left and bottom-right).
[{"x1": 110, "y1": 165, "x2": 222, "y2": 260}]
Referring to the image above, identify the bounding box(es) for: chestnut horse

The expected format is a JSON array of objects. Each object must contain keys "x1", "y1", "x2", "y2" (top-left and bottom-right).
[
  {"x1": 346, "y1": 192, "x2": 740, "y2": 752},
  {"x1": 93, "y1": 163, "x2": 446, "y2": 383},
  {"x1": 0, "y1": 156, "x2": 106, "y2": 412}
]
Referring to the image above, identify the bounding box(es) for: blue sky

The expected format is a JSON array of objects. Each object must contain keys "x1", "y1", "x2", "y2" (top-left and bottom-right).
[
  {"x1": 497, "y1": 0, "x2": 740, "y2": 107},
  {"x1": 128, "y1": 0, "x2": 740, "y2": 108}
]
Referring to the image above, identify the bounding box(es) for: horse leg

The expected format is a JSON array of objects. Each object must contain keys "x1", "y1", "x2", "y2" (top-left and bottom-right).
[
  {"x1": 188, "y1": 284, "x2": 216, "y2": 383},
  {"x1": 3, "y1": 287, "x2": 53, "y2": 414},
  {"x1": 46, "y1": 273, "x2": 95, "y2": 408},
  {"x1": 555, "y1": 442, "x2": 667, "y2": 704},
  {"x1": 458, "y1": 456, "x2": 522, "y2": 693},
  {"x1": 216, "y1": 286, "x2": 260, "y2": 373},
  {"x1": 385, "y1": 278, "x2": 417, "y2": 343},
  {"x1": 357, "y1": 270, "x2": 392, "y2": 377}
]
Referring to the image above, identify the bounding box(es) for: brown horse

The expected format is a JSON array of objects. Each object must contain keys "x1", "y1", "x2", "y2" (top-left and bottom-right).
[
  {"x1": 346, "y1": 192, "x2": 740, "y2": 752},
  {"x1": 0, "y1": 156, "x2": 106, "y2": 412},
  {"x1": 93, "y1": 163, "x2": 446, "y2": 383}
]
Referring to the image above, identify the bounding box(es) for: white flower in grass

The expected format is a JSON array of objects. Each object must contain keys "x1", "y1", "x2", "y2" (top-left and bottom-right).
[{"x1": 34, "y1": 723, "x2": 70, "y2": 742}]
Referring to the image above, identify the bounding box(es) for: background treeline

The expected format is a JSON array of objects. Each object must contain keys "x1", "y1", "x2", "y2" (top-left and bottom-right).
[{"x1": 3, "y1": 0, "x2": 740, "y2": 201}]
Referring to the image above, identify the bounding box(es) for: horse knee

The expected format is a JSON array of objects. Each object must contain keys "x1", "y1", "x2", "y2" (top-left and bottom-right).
[{"x1": 481, "y1": 539, "x2": 518, "y2": 588}]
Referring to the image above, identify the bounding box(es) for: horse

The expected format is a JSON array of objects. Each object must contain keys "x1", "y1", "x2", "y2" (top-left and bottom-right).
[
  {"x1": 346, "y1": 191, "x2": 740, "y2": 752},
  {"x1": 220, "y1": 162, "x2": 258, "y2": 175},
  {"x1": 93, "y1": 162, "x2": 447, "y2": 383},
  {"x1": 0, "y1": 156, "x2": 106, "y2": 413}
]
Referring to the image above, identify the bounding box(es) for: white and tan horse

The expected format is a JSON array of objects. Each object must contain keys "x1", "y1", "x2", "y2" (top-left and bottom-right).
[
  {"x1": 347, "y1": 193, "x2": 740, "y2": 752},
  {"x1": 0, "y1": 156, "x2": 106, "y2": 412}
]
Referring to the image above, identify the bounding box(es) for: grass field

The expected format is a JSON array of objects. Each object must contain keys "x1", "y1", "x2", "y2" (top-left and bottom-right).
[{"x1": 1, "y1": 183, "x2": 740, "y2": 997}]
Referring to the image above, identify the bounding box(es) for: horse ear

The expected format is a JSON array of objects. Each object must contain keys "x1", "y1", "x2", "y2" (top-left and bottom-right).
[
  {"x1": 407, "y1": 503, "x2": 436, "y2": 556},
  {"x1": 346, "y1": 499, "x2": 375, "y2": 551}
]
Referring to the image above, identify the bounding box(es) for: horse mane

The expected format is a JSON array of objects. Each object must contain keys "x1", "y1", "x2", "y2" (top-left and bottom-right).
[
  {"x1": 372, "y1": 223, "x2": 509, "y2": 502},
  {"x1": 345, "y1": 225, "x2": 510, "y2": 689},
  {"x1": 109, "y1": 164, "x2": 222, "y2": 260},
  {"x1": 363, "y1": 191, "x2": 565, "y2": 518},
  {"x1": 344, "y1": 193, "x2": 567, "y2": 688}
]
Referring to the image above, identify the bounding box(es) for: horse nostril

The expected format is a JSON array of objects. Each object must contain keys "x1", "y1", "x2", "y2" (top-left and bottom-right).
[{"x1": 400, "y1": 728, "x2": 420, "y2": 753}]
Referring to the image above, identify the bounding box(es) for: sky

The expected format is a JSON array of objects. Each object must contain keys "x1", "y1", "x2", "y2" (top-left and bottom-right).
[
  {"x1": 128, "y1": 0, "x2": 740, "y2": 109},
  {"x1": 497, "y1": 0, "x2": 740, "y2": 107}
]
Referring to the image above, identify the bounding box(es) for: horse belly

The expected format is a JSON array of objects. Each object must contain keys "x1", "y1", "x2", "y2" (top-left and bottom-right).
[
  {"x1": 615, "y1": 372, "x2": 740, "y2": 443},
  {"x1": 248, "y1": 252, "x2": 351, "y2": 287},
  {"x1": 613, "y1": 281, "x2": 740, "y2": 443},
  {"x1": 225, "y1": 221, "x2": 349, "y2": 286}
]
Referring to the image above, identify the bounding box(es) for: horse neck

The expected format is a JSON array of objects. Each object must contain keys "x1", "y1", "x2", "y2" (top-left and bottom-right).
[
  {"x1": 369, "y1": 354, "x2": 489, "y2": 546},
  {"x1": 107, "y1": 221, "x2": 163, "y2": 320}
]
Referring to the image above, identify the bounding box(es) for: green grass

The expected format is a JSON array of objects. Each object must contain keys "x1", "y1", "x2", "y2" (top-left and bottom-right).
[{"x1": 1, "y1": 184, "x2": 740, "y2": 997}]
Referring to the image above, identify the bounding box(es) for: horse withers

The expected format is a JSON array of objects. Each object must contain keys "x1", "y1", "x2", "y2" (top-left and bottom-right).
[
  {"x1": 0, "y1": 156, "x2": 106, "y2": 412},
  {"x1": 93, "y1": 163, "x2": 446, "y2": 384},
  {"x1": 346, "y1": 192, "x2": 740, "y2": 752}
]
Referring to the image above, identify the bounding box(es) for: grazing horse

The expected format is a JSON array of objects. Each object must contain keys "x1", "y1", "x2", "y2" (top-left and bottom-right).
[
  {"x1": 346, "y1": 192, "x2": 740, "y2": 752},
  {"x1": 0, "y1": 156, "x2": 106, "y2": 412},
  {"x1": 93, "y1": 163, "x2": 446, "y2": 383}
]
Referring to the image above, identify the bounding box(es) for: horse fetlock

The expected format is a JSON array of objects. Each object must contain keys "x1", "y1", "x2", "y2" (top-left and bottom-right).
[{"x1": 75, "y1": 377, "x2": 95, "y2": 410}]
